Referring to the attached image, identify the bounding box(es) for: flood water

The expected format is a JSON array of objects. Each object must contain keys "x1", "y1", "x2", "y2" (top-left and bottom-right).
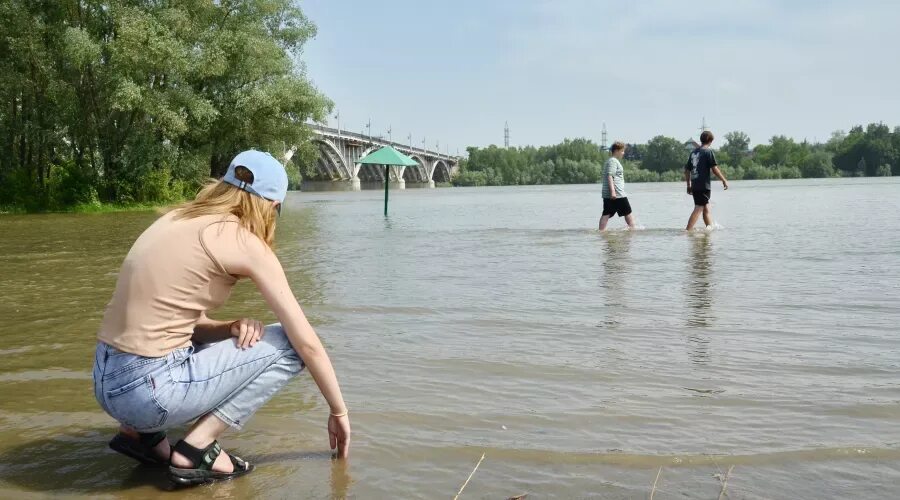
[{"x1": 1, "y1": 178, "x2": 899, "y2": 499}]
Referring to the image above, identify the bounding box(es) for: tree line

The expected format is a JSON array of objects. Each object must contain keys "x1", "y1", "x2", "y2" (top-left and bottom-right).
[
  {"x1": 0, "y1": 0, "x2": 328, "y2": 212},
  {"x1": 454, "y1": 123, "x2": 900, "y2": 186}
]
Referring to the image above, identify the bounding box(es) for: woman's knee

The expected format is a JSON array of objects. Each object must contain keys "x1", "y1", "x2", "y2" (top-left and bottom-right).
[
  {"x1": 265, "y1": 324, "x2": 304, "y2": 373},
  {"x1": 263, "y1": 323, "x2": 294, "y2": 352}
]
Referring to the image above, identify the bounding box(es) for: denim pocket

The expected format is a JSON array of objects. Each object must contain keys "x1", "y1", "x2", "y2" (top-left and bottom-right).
[
  {"x1": 102, "y1": 355, "x2": 162, "y2": 381},
  {"x1": 105, "y1": 374, "x2": 169, "y2": 431}
]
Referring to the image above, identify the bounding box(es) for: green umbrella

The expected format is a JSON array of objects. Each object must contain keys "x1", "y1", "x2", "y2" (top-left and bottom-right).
[{"x1": 357, "y1": 145, "x2": 419, "y2": 215}]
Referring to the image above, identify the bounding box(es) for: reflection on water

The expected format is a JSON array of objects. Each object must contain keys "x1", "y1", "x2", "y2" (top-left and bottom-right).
[
  {"x1": 598, "y1": 232, "x2": 632, "y2": 328},
  {"x1": 684, "y1": 233, "x2": 714, "y2": 365},
  {"x1": 685, "y1": 233, "x2": 714, "y2": 328},
  {"x1": 330, "y1": 458, "x2": 352, "y2": 500},
  {"x1": 600, "y1": 232, "x2": 632, "y2": 300}
]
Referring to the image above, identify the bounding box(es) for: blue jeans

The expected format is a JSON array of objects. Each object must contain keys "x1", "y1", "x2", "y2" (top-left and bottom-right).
[{"x1": 93, "y1": 324, "x2": 305, "y2": 432}]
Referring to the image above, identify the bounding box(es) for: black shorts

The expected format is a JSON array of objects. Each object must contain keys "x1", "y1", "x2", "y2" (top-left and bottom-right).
[
  {"x1": 602, "y1": 197, "x2": 632, "y2": 217},
  {"x1": 692, "y1": 189, "x2": 711, "y2": 206}
]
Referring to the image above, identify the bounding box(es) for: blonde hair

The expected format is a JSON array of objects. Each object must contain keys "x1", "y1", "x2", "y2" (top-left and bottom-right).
[{"x1": 174, "y1": 179, "x2": 278, "y2": 247}]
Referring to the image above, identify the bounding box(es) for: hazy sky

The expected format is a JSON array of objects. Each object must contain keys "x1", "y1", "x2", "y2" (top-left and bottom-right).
[{"x1": 301, "y1": 0, "x2": 900, "y2": 151}]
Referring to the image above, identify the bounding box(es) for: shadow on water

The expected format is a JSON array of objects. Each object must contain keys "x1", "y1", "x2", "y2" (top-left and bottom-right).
[
  {"x1": 0, "y1": 429, "x2": 351, "y2": 497},
  {"x1": 0, "y1": 428, "x2": 173, "y2": 494},
  {"x1": 684, "y1": 233, "x2": 714, "y2": 364}
]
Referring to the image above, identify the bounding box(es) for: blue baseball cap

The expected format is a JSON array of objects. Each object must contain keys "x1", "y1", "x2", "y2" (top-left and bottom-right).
[{"x1": 223, "y1": 150, "x2": 289, "y2": 205}]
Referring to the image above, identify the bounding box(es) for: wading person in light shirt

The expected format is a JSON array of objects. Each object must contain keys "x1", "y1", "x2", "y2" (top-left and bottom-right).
[{"x1": 599, "y1": 141, "x2": 637, "y2": 230}]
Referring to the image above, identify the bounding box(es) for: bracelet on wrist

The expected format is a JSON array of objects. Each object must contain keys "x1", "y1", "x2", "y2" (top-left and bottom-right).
[{"x1": 330, "y1": 410, "x2": 349, "y2": 418}]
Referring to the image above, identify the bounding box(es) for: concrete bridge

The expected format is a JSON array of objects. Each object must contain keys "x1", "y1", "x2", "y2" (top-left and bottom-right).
[{"x1": 300, "y1": 123, "x2": 460, "y2": 191}]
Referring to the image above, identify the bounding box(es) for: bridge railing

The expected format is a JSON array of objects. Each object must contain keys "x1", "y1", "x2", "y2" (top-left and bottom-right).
[{"x1": 307, "y1": 122, "x2": 458, "y2": 162}]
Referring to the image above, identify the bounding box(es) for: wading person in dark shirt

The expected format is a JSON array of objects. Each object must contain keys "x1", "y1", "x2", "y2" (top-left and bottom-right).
[{"x1": 684, "y1": 130, "x2": 729, "y2": 230}]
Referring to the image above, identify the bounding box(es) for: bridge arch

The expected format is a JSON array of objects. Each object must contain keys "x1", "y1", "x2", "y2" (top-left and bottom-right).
[
  {"x1": 313, "y1": 139, "x2": 351, "y2": 179},
  {"x1": 404, "y1": 155, "x2": 427, "y2": 183},
  {"x1": 432, "y1": 159, "x2": 452, "y2": 183},
  {"x1": 312, "y1": 156, "x2": 334, "y2": 180},
  {"x1": 355, "y1": 145, "x2": 383, "y2": 181}
]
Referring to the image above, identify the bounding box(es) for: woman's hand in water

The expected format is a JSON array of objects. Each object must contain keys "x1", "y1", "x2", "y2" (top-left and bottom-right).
[
  {"x1": 230, "y1": 318, "x2": 265, "y2": 349},
  {"x1": 329, "y1": 413, "x2": 351, "y2": 459}
]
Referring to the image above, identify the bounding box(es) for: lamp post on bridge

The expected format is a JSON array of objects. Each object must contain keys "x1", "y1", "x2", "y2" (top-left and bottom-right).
[{"x1": 334, "y1": 110, "x2": 341, "y2": 136}]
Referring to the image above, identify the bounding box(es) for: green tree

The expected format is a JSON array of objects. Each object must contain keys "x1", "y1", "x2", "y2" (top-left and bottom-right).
[
  {"x1": 721, "y1": 131, "x2": 750, "y2": 164},
  {"x1": 774, "y1": 164, "x2": 802, "y2": 179},
  {"x1": 643, "y1": 135, "x2": 686, "y2": 173},
  {"x1": 754, "y1": 136, "x2": 809, "y2": 168},
  {"x1": 715, "y1": 150, "x2": 732, "y2": 168},
  {"x1": 624, "y1": 143, "x2": 645, "y2": 161},
  {"x1": 457, "y1": 139, "x2": 606, "y2": 186},
  {"x1": 452, "y1": 123, "x2": 900, "y2": 187},
  {"x1": 0, "y1": 0, "x2": 330, "y2": 210},
  {"x1": 536, "y1": 138, "x2": 606, "y2": 165},
  {"x1": 799, "y1": 151, "x2": 835, "y2": 178},
  {"x1": 741, "y1": 160, "x2": 775, "y2": 180},
  {"x1": 832, "y1": 127, "x2": 865, "y2": 175},
  {"x1": 825, "y1": 130, "x2": 847, "y2": 154},
  {"x1": 832, "y1": 124, "x2": 897, "y2": 177},
  {"x1": 622, "y1": 162, "x2": 657, "y2": 182}
]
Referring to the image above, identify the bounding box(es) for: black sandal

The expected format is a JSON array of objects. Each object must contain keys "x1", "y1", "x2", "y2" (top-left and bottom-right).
[
  {"x1": 108, "y1": 431, "x2": 169, "y2": 466},
  {"x1": 167, "y1": 439, "x2": 254, "y2": 486}
]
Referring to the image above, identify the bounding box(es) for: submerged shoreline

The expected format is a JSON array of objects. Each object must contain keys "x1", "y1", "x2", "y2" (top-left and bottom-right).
[{"x1": 3, "y1": 176, "x2": 894, "y2": 215}]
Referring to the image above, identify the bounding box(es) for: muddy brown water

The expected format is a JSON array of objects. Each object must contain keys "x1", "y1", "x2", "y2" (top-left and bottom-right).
[{"x1": 1, "y1": 178, "x2": 899, "y2": 499}]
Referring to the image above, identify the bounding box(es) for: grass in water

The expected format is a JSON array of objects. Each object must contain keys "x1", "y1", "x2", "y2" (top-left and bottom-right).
[
  {"x1": 1, "y1": 201, "x2": 178, "y2": 215},
  {"x1": 647, "y1": 464, "x2": 736, "y2": 499},
  {"x1": 454, "y1": 453, "x2": 486, "y2": 499},
  {"x1": 68, "y1": 202, "x2": 165, "y2": 213},
  {"x1": 650, "y1": 467, "x2": 662, "y2": 499}
]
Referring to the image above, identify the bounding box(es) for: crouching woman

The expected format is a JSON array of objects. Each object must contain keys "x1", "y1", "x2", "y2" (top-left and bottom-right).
[{"x1": 92, "y1": 150, "x2": 350, "y2": 485}]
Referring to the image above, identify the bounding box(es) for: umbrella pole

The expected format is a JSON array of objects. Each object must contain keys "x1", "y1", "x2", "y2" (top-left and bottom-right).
[{"x1": 383, "y1": 164, "x2": 389, "y2": 216}]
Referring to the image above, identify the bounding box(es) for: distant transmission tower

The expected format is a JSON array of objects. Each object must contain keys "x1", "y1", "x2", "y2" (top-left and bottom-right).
[
  {"x1": 504, "y1": 121, "x2": 510, "y2": 149},
  {"x1": 699, "y1": 116, "x2": 709, "y2": 134},
  {"x1": 601, "y1": 122, "x2": 608, "y2": 150}
]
